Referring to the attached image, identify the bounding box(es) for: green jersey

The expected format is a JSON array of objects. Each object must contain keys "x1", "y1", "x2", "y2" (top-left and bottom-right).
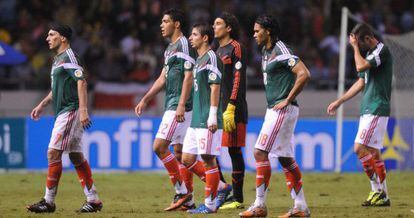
[
  {"x1": 261, "y1": 40, "x2": 300, "y2": 108},
  {"x1": 190, "y1": 50, "x2": 223, "y2": 129},
  {"x1": 163, "y1": 36, "x2": 196, "y2": 112},
  {"x1": 358, "y1": 42, "x2": 393, "y2": 116},
  {"x1": 50, "y1": 48, "x2": 85, "y2": 116}
]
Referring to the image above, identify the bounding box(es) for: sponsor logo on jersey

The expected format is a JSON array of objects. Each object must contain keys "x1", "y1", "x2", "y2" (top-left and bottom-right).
[{"x1": 235, "y1": 61, "x2": 242, "y2": 70}]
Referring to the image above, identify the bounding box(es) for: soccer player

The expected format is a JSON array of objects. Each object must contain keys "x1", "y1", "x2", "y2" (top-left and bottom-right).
[
  {"x1": 213, "y1": 12, "x2": 248, "y2": 209},
  {"x1": 327, "y1": 23, "x2": 391, "y2": 207},
  {"x1": 182, "y1": 23, "x2": 224, "y2": 214},
  {"x1": 135, "y1": 8, "x2": 201, "y2": 211},
  {"x1": 26, "y1": 24, "x2": 102, "y2": 213},
  {"x1": 240, "y1": 15, "x2": 311, "y2": 218}
]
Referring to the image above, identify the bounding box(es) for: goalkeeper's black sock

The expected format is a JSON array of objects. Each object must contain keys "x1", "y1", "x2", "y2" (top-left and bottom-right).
[{"x1": 229, "y1": 147, "x2": 245, "y2": 203}]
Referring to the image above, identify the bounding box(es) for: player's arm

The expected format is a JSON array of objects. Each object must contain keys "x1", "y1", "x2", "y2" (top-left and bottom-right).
[
  {"x1": 208, "y1": 83, "x2": 220, "y2": 133},
  {"x1": 77, "y1": 79, "x2": 91, "y2": 129},
  {"x1": 223, "y1": 47, "x2": 244, "y2": 132},
  {"x1": 350, "y1": 34, "x2": 371, "y2": 72},
  {"x1": 135, "y1": 68, "x2": 167, "y2": 116},
  {"x1": 327, "y1": 77, "x2": 365, "y2": 115},
  {"x1": 273, "y1": 60, "x2": 311, "y2": 110},
  {"x1": 176, "y1": 70, "x2": 193, "y2": 122},
  {"x1": 30, "y1": 91, "x2": 52, "y2": 120}
]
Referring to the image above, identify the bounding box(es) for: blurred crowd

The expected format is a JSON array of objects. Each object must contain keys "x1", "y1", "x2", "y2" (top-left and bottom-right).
[{"x1": 1, "y1": 0, "x2": 414, "y2": 90}]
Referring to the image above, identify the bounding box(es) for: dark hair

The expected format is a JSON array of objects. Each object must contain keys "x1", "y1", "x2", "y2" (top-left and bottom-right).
[
  {"x1": 163, "y1": 8, "x2": 185, "y2": 30},
  {"x1": 193, "y1": 23, "x2": 214, "y2": 44},
  {"x1": 351, "y1": 23, "x2": 375, "y2": 40},
  {"x1": 255, "y1": 15, "x2": 280, "y2": 44},
  {"x1": 218, "y1": 12, "x2": 240, "y2": 40},
  {"x1": 49, "y1": 23, "x2": 72, "y2": 41}
]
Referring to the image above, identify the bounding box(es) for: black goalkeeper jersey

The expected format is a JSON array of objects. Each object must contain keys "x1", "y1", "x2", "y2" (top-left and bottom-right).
[{"x1": 215, "y1": 40, "x2": 248, "y2": 123}]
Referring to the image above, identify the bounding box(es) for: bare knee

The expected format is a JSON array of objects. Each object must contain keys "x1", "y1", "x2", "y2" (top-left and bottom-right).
[
  {"x1": 47, "y1": 149, "x2": 62, "y2": 163},
  {"x1": 354, "y1": 143, "x2": 370, "y2": 158},
  {"x1": 254, "y1": 149, "x2": 268, "y2": 162},
  {"x1": 182, "y1": 153, "x2": 196, "y2": 167},
  {"x1": 201, "y1": 154, "x2": 216, "y2": 168},
  {"x1": 278, "y1": 156, "x2": 294, "y2": 168},
  {"x1": 173, "y1": 144, "x2": 183, "y2": 162},
  {"x1": 153, "y1": 139, "x2": 169, "y2": 157},
  {"x1": 69, "y1": 152, "x2": 84, "y2": 166}
]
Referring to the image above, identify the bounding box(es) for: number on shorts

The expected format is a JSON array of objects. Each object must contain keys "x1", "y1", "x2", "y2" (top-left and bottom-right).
[
  {"x1": 259, "y1": 133, "x2": 268, "y2": 146},
  {"x1": 360, "y1": 129, "x2": 367, "y2": 139},
  {"x1": 159, "y1": 123, "x2": 168, "y2": 134},
  {"x1": 199, "y1": 138, "x2": 206, "y2": 150}
]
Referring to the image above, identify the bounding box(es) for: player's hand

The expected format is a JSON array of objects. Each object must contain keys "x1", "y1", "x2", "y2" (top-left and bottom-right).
[
  {"x1": 79, "y1": 109, "x2": 92, "y2": 130},
  {"x1": 208, "y1": 124, "x2": 218, "y2": 133},
  {"x1": 176, "y1": 104, "x2": 185, "y2": 122},
  {"x1": 223, "y1": 103, "x2": 236, "y2": 132},
  {"x1": 135, "y1": 101, "x2": 147, "y2": 117},
  {"x1": 327, "y1": 100, "x2": 340, "y2": 115},
  {"x1": 30, "y1": 105, "x2": 43, "y2": 121},
  {"x1": 349, "y1": 34, "x2": 358, "y2": 48},
  {"x1": 273, "y1": 99, "x2": 289, "y2": 111}
]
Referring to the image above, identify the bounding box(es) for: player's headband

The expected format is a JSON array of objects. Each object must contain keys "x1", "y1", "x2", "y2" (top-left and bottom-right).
[{"x1": 50, "y1": 24, "x2": 72, "y2": 41}]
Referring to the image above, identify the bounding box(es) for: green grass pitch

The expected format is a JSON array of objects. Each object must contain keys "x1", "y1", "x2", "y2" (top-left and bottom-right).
[{"x1": 1, "y1": 171, "x2": 413, "y2": 217}]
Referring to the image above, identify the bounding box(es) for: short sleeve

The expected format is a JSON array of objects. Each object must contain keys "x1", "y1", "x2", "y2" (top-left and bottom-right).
[
  {"x1": 278, "y1": 54, "x2": 300, "y2": 69},
  {"x1": 178, "y1": 40, "x2": 196, "y2": 72},
  {"x1": 366, "y1": 43, "x2": 388, "y2": 68},
  {"x1": 63, "y1": 62, "x2": 85, "y2": 81},
  {"x1": 207, "y1": 57, "x2": 222, "y2": 84}
]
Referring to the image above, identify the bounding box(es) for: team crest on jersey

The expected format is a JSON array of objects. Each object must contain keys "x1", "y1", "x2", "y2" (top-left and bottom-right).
[
  {"x1": 184, "y1": 60, "x2": 192, "y2": 70},
  {"x1": 235, "y1": 61, "x2": 242, "y2": 70},
  {"x1": 367, "y1": 54, "x2": 374, "y2": 60},
  {"x1": 288, "y1": 58, "x2": 296, "y2": 67},
  {"x1": 74, "y1": 70, "x2": 83, "y2": 78},
  {"x1": 209, "y1": 73, "x2": 217, "y2": 81}
]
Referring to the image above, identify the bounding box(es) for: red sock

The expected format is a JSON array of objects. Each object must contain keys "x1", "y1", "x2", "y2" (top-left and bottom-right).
[
  {"x1": 359, "y1": 153, "x2": 376, "y2": 180},
  {"x1": 374, "y1": 160, "x2": 386, "y2": 183},
  {"x1": 256, "y1": 161, "x2": 271, "y2": 189},
  {"x1": 188, "y1": 160, "x2": 206, "y2": 182},
  {"x1": 160, "y1": 151, "x2": 183, "y2": 187},
  {"x1": 179, "y1": 163, "x2": 193, "y2": 193},
  {"x1": 46, "y1": 161, "x2": 62, "y2": 189},
  {"x1": 205, "y1": 166, "x2": 220, "y2": 199},
  {"x1": 75, "y1": 160, "x2": 94, "y2": 190},
  {"x1": 283, "y1": 161, "x2": 303, "y2": 194}
]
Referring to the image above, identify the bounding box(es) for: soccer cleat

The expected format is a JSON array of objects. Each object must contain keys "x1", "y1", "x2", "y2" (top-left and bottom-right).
[
  {"x1": 239, "y1": 203, "x2": 267, "y2": 217},
  {"x1": 76, "y1": 200, "x2": 103, "y2": 213},
  {"x1": 216, "y1": 184, "x2": 232, "y2": 208},
  {"x1": 371, "y1": 191, "x2": 391, "y2": 207},
  {"x1": 361, "y1": 191, "x2": 380, "y2": 206},
  {"x1": 278, "y1": 207, "x2": 311, "y2": 218},
  {"x1": 187, "y1": 203, "x2": 216, "y2": 214},
  {"x1": 220, "y1": 200, "x2": 244, "y2": 210},
  {"x1": 164, "y1": 193, "x2": 192, "y2": 211},
  {"x1": 179, "y1": 202, "x2": 196, "y2": 211},
  {"x1": 26, "y1": 198, "x2": 56, "y2": 213}
]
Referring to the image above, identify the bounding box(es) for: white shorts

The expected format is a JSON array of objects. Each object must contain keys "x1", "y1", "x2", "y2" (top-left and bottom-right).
[
  {"x1": 155, "y1": 110, "x2": 192, "y2": 145},
  {"x1": 254, "y1": 105, "x2": 299, "y2": 158},
  {"x1": 182, "y1": 127, "x2": 223, "y2": 156},
  {"x1": 355, "y1": 114, "x2": 389, "y2": 149},
  {"x1": 48, "y1": 110, "x2": 83, "y2": 153}
]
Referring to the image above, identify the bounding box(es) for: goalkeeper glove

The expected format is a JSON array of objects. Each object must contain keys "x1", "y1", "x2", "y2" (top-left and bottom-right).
[{"x1": 223, "y1": 103, "x2": 236, "y2": 132}]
